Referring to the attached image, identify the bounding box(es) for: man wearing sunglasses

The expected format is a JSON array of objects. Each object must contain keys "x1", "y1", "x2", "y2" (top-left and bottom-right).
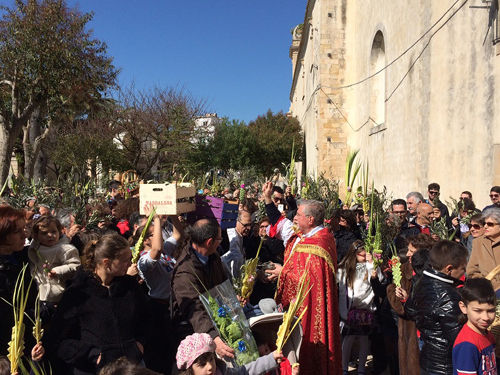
[
  {"x1": 425, "y1": 182, "x2": 450, "y2": 219},
  {"x1": 467, "y1": 207, "x2": 500, "y2": 291},
  {"x1": 483, "y1": 186, "x2": 500, "y2": 212},
  {"x1": 220, "y1": 210, "x2": 253, "y2": 279}
]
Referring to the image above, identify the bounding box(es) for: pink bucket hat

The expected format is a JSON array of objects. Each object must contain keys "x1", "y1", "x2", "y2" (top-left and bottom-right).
[{"x1": 176, "y1": 333, "x2": 216, "y2": 370}]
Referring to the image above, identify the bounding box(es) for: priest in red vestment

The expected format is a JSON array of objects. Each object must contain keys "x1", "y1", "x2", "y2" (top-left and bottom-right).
[{"x1": 262, "y1": 182, "x2": 342, "y2": 375}]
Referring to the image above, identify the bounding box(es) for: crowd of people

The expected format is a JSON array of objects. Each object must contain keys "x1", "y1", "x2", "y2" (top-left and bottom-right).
[{"x1": 0, "y1": 179, "x2": 499, "y2": 375}]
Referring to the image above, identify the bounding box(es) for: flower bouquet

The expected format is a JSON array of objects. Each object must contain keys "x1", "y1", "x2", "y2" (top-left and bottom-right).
[
  {"x1": 239, "y1": 184, "x2": 246, "y2": 202},
  {"x1": 233, "y1": 236, "x2": 264, "y2": 304},
  {"x1": 388, "y1": 244, "x2": 402, "y2": 287},
  {"x1": 198, "y1": 280, "x2": 259, "y2": 366},
  {"x1": 372, "y1": 215, "x2": 384, "y2": 268}
]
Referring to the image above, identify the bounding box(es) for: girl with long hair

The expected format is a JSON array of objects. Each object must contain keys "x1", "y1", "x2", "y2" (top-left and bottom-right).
[
  {"x1": 337, "y1": 240, "x2": 384, "y2": 375},
  {"x1": 46, "y1": 233, "x2": 152, "y2": 375}
]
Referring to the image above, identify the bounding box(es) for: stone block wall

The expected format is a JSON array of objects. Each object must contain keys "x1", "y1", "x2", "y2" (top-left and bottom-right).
[{"x1": 290, "y1": 0, "x2": 500, "y2": 207}]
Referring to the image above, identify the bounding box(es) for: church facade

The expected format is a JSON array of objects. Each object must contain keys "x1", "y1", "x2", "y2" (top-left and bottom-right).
[{"x1": 289, "y1": 0, "x2": 500, "y2": 208}]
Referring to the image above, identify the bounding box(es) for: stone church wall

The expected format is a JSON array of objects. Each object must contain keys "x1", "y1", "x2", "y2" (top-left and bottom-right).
[{"x1": 289, "y1": 0, "x2": 500, "y2": 208}]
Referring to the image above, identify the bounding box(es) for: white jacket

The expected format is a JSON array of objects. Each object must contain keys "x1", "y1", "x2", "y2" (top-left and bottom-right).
[
  {"x1": 28, "y1": 235, "x2": 80, "y2": 302},
  {"x1": 337, "y1": 261, "x2": 384, "y2": 321}
]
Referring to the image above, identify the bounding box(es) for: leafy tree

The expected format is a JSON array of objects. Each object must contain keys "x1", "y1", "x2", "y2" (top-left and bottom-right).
[
  {"x1": 186, "y1": 119, "x2": 257, "y2": 175},
  {"x1": 0, "y1": 0, "x2": 118, "y2": 184},
  {"x1": 248, "y1": 110, "x2": 303, "y2": 177}
]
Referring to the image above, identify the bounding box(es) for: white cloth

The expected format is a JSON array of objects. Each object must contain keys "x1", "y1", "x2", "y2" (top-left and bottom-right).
[
  {"x1": 266, "y1": 217, "x2": 323, "y2": 253},
  {"x1": 221, "y1": 228, "x2": 245, "y2": 279},
  {"x1": 137, "y1": 237, "x2": 177, "y2": 300}
]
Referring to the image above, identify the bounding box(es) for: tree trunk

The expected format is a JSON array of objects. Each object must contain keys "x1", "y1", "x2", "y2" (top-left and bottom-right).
[
  {"x1": 0, "y1": 127, "x2": 17, "y2": 188},
  {"x1": 24, "y1": 107, "x2": 50, "y2": 182},
  {"x1": 33, "y1": 147, "x2": 47, "y2": 181},
  {"x1": 90, "y1": 159, "x2": 97, "y2": 180},
  {"x1": 24, "y1": 108, "x2": 40, "y2": 180}
]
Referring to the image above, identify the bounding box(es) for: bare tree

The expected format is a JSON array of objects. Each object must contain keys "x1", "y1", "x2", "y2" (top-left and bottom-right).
[{"x1": 112, "y1": 85, "x2": 207, "y2": 179}]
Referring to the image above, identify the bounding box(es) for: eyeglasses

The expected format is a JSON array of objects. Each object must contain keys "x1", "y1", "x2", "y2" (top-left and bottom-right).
[
  {"x1": 428, "y1": 191, "x2": 439, "y2": 195},
  {"x1": 259, "y1": 225, "x2": 269, "y2": 229},
  {"x1": 490, "y1": 194, "x2": 500, "y2": 198},
  {"x1": 238, "y1": 220, "x2": 252, "y2": 228},
  {"x1": 272, "y1": 197, "x2": 284, "y2": 203},
  {"x1": 485, "y1": 222, "x2": 500, "y2": 227},
  {"x1": 470, "y1": 223, "x2": 482, "y2": 230}
]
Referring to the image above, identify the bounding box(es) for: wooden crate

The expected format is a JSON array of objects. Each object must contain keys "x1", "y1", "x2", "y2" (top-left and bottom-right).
[
  {"x1": 187, "y1": 195, "x2": 239, "y2": 229},
  {"x1": 139, "y1": 183, "x2": 196, "y2": 215}
]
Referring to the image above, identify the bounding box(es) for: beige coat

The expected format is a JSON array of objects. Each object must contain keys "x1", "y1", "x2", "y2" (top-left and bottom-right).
[
  {"x1": 387, "y1": 262, "x2": 420, "y2": 375},
  {"x1": 28, "y1": 235, "x2": 80, "y2": 303},
  {"x1": 467, "y1": 235, "x2": 500, "y2": 290}
]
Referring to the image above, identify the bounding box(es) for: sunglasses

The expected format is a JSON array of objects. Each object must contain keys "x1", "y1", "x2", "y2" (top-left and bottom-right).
[
  {"x1": 428, "y1": 191, "x2": 439, "y2": 195},
  {"x1": 354, "y1": 242, "x2": 365, "y2": 251},
  {"x1": 470, "y1": 223, "x2": 482, "y2": 230},
  {"x1": 485, "y1": 222, "x2": 500, "y2": 227},
  {"x1": 490, "y1": 194, "x2": 500, "y2": 198}
]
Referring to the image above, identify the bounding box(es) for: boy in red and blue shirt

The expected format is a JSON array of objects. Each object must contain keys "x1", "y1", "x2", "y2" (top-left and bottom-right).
[{"x1": 453, "y1": 278, "x2": 497, "y2": 375}]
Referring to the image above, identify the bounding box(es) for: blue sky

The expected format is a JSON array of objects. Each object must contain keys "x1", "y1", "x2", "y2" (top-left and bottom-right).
[{"x1": 61, "y1": 1, "x2": 307, "y2": 123}]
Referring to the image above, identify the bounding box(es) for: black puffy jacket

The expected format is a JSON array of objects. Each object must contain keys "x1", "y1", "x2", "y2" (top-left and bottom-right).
[{"x1": 404, "y1": 269, "x2": 463, "y2": 375}]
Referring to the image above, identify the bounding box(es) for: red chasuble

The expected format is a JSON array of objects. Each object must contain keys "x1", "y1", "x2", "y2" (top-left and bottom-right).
[{"x1": 276, "y1": 228, "x2": 342, "y2": 375}]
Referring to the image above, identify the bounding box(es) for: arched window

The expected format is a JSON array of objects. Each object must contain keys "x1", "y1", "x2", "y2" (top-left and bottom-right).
[{"x1": 370, "y1": 31, "x2": 386, "y2": 126}]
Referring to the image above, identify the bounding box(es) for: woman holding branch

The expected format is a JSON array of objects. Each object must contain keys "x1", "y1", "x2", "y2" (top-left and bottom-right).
[{"x1": 0, "y1": 206, "x2": 38, "y2": 365}]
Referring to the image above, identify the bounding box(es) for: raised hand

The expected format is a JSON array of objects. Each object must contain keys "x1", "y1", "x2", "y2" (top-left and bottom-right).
[{"x1": 262, "y1": 181, "x2": 274, "y2": 204}]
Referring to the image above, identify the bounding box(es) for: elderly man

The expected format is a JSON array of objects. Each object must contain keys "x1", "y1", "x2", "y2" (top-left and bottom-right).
[
  {"x1": 55, "y1": 208, "x2": 81, "y2": 241},
  {"x1": 414, "y1": 203, "x2": 435, "y2": 234},
  {"x1": 171, "y1": 219, "x2": 235, "y2": 359},
  {"x1": 406, "y1": 191, "x2": 424, "y2": 222},
  {"x1": 263, "y1": 182, "x2": 342, "y2": 375},
  {"x1": 220, "y1": 210, "x2": 252, "y2": 278}
]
